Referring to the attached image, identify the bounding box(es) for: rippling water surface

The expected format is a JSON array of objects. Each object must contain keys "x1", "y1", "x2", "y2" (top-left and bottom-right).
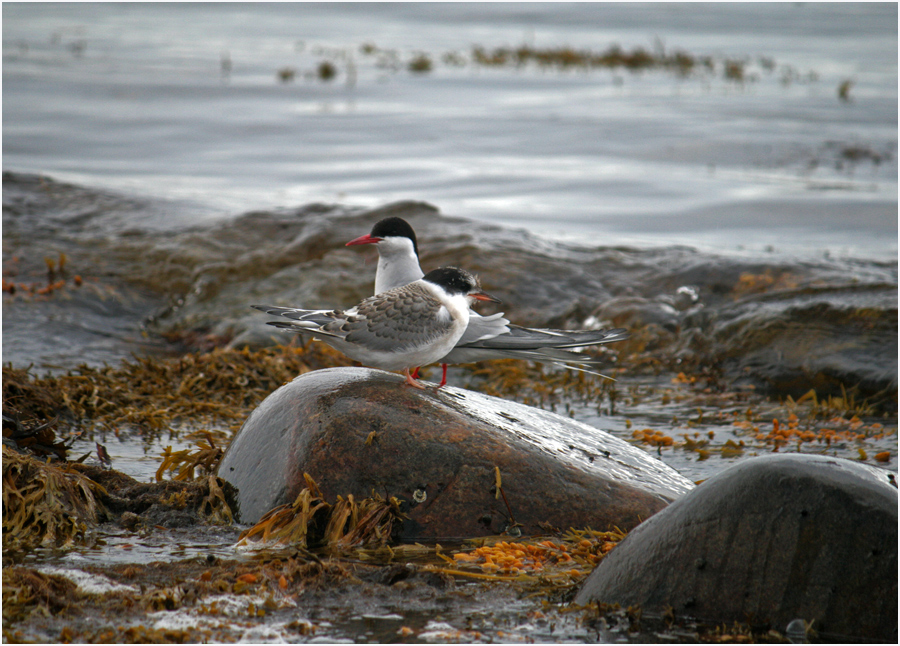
[{"x1": 3, "y1": 2, "x2": 896, "y2": 256}]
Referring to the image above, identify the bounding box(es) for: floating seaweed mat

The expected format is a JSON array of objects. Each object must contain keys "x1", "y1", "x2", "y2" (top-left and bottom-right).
[
  {"x1": 237, "y1": 473, "x2": 406, "y2": 551},
  {"x1": 2, "y1": 446, "x2": 106, "y2": 551}
]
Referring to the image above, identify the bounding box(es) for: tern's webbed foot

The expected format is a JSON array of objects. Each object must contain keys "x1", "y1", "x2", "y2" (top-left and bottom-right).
[{"x1": 405, "y1": 368, "x2": 427, "y2": 390}]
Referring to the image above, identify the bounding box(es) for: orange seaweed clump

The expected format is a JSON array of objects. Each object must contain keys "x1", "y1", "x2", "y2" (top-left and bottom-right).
[
  {"x1": 732, "y1": 270, "x2": 798, "y2": 297},
  {"x1": 732, "y1": 420, "x2": 759, "y2": 433},
  {"x1": 825, "y1": 416, "x2": 892, "y2": 439},
  {"x1": 450, "y1": 531, "x2": 623, "y2": 578},
  {"x1": 632, "y1": 428, "x2": 674, "y2": 447},
  {"x1": 755, "y1": 414, "x2": 810, "y2": 448},
  {"x1": 452, "y1": 540, "x2": 550, "y2": 575},
  {"x1": 749, "y1": 412, "x2": 894, "y2": 454}
]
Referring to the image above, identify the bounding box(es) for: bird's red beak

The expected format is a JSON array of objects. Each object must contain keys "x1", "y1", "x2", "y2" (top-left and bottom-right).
[
  {"x1": 346, "y1": 233, "x2": 382, "y2": 246},
  {"x1": 471, "y1": 291, "x2": 502, "y2": 304}
]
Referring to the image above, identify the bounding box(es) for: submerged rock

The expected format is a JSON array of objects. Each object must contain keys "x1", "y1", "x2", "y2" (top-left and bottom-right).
[
  {"x1": 217, "y1": 368, "x2": 694, "y2": 537},
  {"x1": 593, "y1": 278, "x2": 898, "y2": 408},
  {"x1": 574, "y1": 454, "x2": 897, "y2": 642},
  {"x1": 683, "y1": 284, "x2": 898, "y2": 405}
]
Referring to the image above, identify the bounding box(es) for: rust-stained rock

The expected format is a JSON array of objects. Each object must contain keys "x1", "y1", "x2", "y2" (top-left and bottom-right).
[
  {"x1": 217, "y1": 368, "x2": 694, "y2": 538},
  {"x1": 574, "y1": 454, "x2": 898, "y2": 642}
]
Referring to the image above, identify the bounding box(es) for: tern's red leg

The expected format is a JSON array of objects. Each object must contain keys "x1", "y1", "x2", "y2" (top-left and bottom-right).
[
  {"x1": 437, "y1": 363, "x2": 448, "y2": 388},
  {"x1": 405, "y1": 368, "x2": 426, "y2": 389},
  {"x1": 411, "y1": 367, "x2": 420, "y2": 379}
]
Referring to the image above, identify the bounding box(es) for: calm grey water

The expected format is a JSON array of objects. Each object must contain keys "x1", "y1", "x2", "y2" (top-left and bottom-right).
[{"x1": 3, "y1": 2, "x2": 897, "y2": 258}]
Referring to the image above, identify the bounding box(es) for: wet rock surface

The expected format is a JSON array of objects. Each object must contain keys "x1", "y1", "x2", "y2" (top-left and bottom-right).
[
  {"x1": 592, "y1": 263, "x2": 897, "y2": 406},
  {"x1": 217, "y1": 367, "x2": 694, "y2": 535},
  {"x1": 574, "y1": 453, "x2": 898, "y2": 642},
  {"x1": 679, "y1": 283, "x2": 897, "y2": 403}
]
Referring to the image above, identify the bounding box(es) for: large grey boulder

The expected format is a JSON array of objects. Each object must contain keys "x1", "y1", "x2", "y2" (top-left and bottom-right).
[
  {"x1": 218, "y1": 367, "x2": 694, "y2": 538},
  {"x1": 574, "y1": 453, "x2": 897, "y2": 642}
]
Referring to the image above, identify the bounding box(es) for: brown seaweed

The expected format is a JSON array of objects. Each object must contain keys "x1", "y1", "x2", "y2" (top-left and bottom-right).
[
  {"x1": 2, "y1": 447, "x2": 105, "y2": 550},
  {"x1": 237, "y1": 474, "x2": 406, "y2": 551}
]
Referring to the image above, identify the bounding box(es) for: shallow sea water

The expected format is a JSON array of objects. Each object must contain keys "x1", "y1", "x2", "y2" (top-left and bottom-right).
[{"x1": 3, "y1": 2, "x2": 896, "y2": 256}]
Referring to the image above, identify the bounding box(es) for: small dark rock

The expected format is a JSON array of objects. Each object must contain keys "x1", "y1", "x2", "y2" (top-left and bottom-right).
[
  {"x1": 119, "y1": 511, "x2": 140, "y2": 531},
  {"x1": 138, "y1": 505, "x2": 197, "y2": 529},
  {"x1": 362, "y1": 563, "x2": 452, "y2": 589},
  {"x1": 366, "y1": 563, "x2": 415, "y2": 586}
]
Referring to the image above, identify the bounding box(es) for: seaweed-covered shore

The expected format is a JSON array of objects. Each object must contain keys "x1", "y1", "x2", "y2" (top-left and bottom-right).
[
  {"x1": 3, "y1": 174, "x2": 896, "y2": 644},
  {"x1": 3, "y1": 335, "x2": 895, "y2": 642},
  {"x1": 4, "y1": 213, "x2": 896, "y2": 640}
]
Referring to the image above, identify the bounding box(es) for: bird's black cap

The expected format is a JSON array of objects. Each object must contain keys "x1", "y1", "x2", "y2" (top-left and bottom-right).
[
  {"x1": 422, "y1": 266, "x2": 477, "y2": 295},
  {"x1": 371, "y1": 217, "x2": 418, "y2": 256},
  {"x1": 422, "y1": 266, "x2": 500, "y2": 304}
]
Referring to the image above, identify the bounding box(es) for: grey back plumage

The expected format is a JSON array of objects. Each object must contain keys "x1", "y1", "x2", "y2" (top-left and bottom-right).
[
  {"x1": 325, "y1": 281, "x2": 455, "y2": 353},
  {"x1": 253, "y1": 280, "x2": 458, "y2": 354}
]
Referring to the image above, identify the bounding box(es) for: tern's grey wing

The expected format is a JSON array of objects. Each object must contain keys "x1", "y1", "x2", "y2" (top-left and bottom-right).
[
  {"x1": 442, "y1": 343, "x2": 602, "y2": 365},
  {"x1": 441, "y1": 325, "x2": 629, "y2": 369},
  {"x1": 456, "y1": 311, "x2": 511, "y2": 346},
  {"x1": 252, "y1": 304, "x2": 345, "y2": 330},
  {"x1": 253, "y1": 305, "x2": 309, "y2": 318},
  {"x1": 459, "y1": 325, "x2": 629, "y2": 351},
  {"x1": 264, "y1": 320, "x2": 345, "y2": 339},
  {"x1": 533, "y1": 327, "x2": 630, "y2": 346},
  {"x1": 326, "y1": 282, "x2": 457, "y2": 353}
]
